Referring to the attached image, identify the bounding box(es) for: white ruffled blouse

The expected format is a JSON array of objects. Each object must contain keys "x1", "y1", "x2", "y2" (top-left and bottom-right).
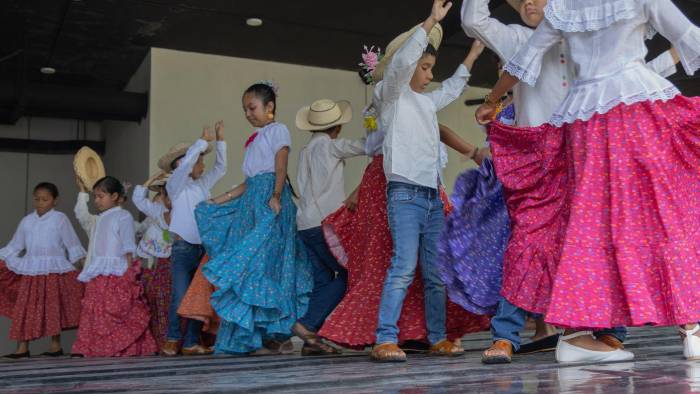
[
  {"x1": 74, "y1": 193, "x2": 137, "y2": 282},
  {"x1": 0, "y1": 210, "x2": 86, "y2": 275},
  {"x1": 132, "y1": 185, "x2": 172, "y2": 259},
  {"x1": 504, "y1": 0, "x2": 700, "y2": 126}
]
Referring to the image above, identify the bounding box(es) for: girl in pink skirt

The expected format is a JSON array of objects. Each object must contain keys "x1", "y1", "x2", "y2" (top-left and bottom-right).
[
  {"x1": 0, "y1": 182, "x2": 85, "y2": 359},
  {"x1": 476, "y1": 0, "x2": 700, "y2": 363},
  {"x1": 72, "y1": 176, "x2": 157, "y2": 357}
]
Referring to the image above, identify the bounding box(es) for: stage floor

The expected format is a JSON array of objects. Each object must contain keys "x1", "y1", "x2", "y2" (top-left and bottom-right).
[{"x1": 1, "y1": 327, "x2": 698, "y2": 393}]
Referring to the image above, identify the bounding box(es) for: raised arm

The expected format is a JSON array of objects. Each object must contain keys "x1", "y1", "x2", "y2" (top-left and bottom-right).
[
  {"x1": 461, "y1": 0, "x2": 533, "y2": 61},
  {"x1": 330, "y1": 137, "x2": 367, "y2": 160},
  {"x1": 133, "y1": 184, "x2": 167, "y2": 221},
  {"x1": 166, "y1": 126, "x2": 215, "y2": 198},
  {"x1": 645, "y1": 0, "x2": 700, "y2": 76},
  {"x1": 198, "y1": 120, "x2": 228, "y2": 190}
]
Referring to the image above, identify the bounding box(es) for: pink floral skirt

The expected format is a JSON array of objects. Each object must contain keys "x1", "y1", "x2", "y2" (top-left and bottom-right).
[
  {"x1": 0, "y1": 261, "x2": 83, "y2": 341},
  {"x1": 488, "y1": 96, "x2": 700, "y2": 328},
  {"x1": 73, "y1": 261, "x2": 157, "y2": 357}
]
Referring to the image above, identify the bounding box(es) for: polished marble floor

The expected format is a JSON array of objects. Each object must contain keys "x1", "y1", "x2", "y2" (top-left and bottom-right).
[{"x1": 1, "y1": 327, "x2": 698, "y2": 393}]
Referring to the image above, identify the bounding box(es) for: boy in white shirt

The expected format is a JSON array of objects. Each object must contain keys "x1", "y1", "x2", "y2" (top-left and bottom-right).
[
  {"x1": 160, "y1": 122, "x2": 226, "y2": 356},
  {"x1": 370, "y1": 0, "x2": 475, "y2": 362},
  {"x1": 292, "y1": 98, "x2": 367, "y2": 355}
]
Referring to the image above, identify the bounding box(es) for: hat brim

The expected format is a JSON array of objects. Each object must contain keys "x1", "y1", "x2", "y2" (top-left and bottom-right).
[
  {"x1": 148, "y1": 179, "x2": 168, "y2": 193},
  {"x1": 372, "y1": 23, "x2": 443, "y2": 83},
  {"x1": 295, "y1": 100, "x2": 353, "y2": 131},
  {"x1": 157, "y1": 143, "x2": 213, "y2": 173},
  {"x1": 73, "y1": 146, "x2": 106, "y2": 190}
]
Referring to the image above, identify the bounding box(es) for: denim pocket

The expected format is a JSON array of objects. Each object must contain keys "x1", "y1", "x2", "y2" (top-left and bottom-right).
[{"x1": 390, "y1": 190, "x2": 415, "y2": 203}]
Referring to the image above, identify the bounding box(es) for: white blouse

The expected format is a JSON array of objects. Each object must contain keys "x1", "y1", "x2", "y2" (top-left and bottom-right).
[
  {"x1": 376, "y1": 28, "x2": 470, "y2": 188},
  {"x1": 74, "y1": 193, "x2": 137, "y2": 282},
  {"x1": 0, "y1": 210, "x2": 86, "y2": 276},
  {"x1": 132, "y1": 185, "x2": 172, "y2": 259},
  {"x1": 296, "y1": 133, "x2": 366, "y2": 230},
  {"x1": 504, "y1": 0, "x2": 700, "y2": 126},
  {"x1": 242, "y1": 122, "x2": 292, "y2": 178}
]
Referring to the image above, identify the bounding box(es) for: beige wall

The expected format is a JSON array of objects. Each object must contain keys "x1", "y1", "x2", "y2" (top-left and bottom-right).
[{"x1": 148, "y1": 48, "x2": 489, "y2": 195}]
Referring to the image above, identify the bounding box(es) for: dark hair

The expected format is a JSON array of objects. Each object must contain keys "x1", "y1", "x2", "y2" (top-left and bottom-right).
[
  {"x1": 244, "y1": 83, "x2": 277, "y2": 114},
  {"x1": 93, "y1": 176, "x2": 126, "y2": 200},
  {"x1": 34, "y1": 182, "x2": 59, "y2": 199},
  {"x1": 422, "y1": 44, "x2": 438, "y2": 59},
  {"x1": 358, "y1": 68, "x2": 373, "y2": 86}
]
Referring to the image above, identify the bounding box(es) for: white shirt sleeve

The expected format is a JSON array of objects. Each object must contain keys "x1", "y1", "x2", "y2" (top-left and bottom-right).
[
  {"x1": 198, "y1": 141, "x2": 228, "y2": 191},
  {"x1": 117, "y1": 214, "x2": 137, "y2": 257},
  {"x1": 364, "y1": 130, "x2": 385, "y2": 156},
  {"x1": 424, "y1": 64, "x2": 470, "y2": 111},
  {"x1": 645, "y1": 0, "x2": 700, "y2": 76},
  {"x1": 0, "y1": 218, "x2": 26, "y2": 260},
  {"x1": 503, "y1": 18, "x2": 564, "y2": 86},
  {"x1": 58, "y1": 214, "x2": 86, "y2": 263},
  {"x1": 74, "y1": 192, "x2": 96, "y2": 235},
  {"x1": 268, "y1": 123, "x2": 292, "y2": 154},
  {"x1": 166, "y1": 139, "x2": 210, "y2": 199},
  {"x1": 132, "y1": 185, "x2": 167, "y2": 221},
  {"x1": 646, "y1": 50, "x2": 677, "y2": 78},
  {"x1": 461, "y1": 0, "x2": 533, "y2": 62},
  {"x1": 329, "y1": 137, "x2": 367, "y2": 160},
  {"x1": 378, "y1": 28, "x2": 429, "y2": 104}
]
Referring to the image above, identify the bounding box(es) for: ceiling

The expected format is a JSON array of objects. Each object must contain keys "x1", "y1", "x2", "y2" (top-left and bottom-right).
[{"x1": 1, "y1": 0, "x2": 699, "y2": 95}]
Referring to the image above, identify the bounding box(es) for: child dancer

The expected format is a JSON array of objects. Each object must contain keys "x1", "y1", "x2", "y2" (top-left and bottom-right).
[
  {"x1": 133, "y1": 171, "x2": 173, "y2": 351},
  {"x1": 476, "y1": 0, "x2": 700, "y2": 362},
  {"x1": 161, "y1": 121, "x2": 226, "y2": 356},
  {"x1": 462, "y1": 0, "x2": 681, "y2": 363},
  {"x1": 292, "y1": 98, "x2": 366, "y2": 355},
  {"x1": 72, "y1": 176, "x2": 157, "y2": 357},
  {"x1": 0, "y1": 182, "x2": 85, "y2": 359},
  {"x1": 196, "y1": 82, "x2": 312, "y2": 355}
]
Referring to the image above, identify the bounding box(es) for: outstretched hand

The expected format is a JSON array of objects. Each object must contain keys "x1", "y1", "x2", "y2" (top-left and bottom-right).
[{"x1": 430, "y1": 0, "x2": 453, "y2": 23}]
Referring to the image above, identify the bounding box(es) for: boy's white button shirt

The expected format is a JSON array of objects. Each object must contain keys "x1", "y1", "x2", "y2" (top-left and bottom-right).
[
  {"x1": 296, "y1": 132, "x2": 366, "y2": 231},
  {"x1": 376, "y1": 28, "x2": 470, "y2": 189},
  {"x1": 166, "y1": 139, "x2": 227, "y2": 244}
]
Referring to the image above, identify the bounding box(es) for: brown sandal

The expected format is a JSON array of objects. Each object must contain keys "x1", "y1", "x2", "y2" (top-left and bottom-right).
[
  {"x1": 429, "y1": 339, "x2": 465, "y2": 357},
  {"x1": 370, "y1": 342, "x2": 407, "y2": 362},
  {"x1": 300, "y1": 334, "x2": 342, "y2": 356},
  {"x1": 481, "y1": 340, "x2": 513, "y2": 364}
]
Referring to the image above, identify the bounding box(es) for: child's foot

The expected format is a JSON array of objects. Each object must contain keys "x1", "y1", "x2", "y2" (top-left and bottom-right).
[
  {"x1": 556, "y1": 331, "x2": 634, "y2": 363},
  {"x1": 680, "y1": 324, "x2": 700, "y2": 360},
  {"x1": 40, "y1": 349, "x2": 64, "y2": 357},
  {"x1": 3, "y1": 351, "x2": 30, "y2": 359}
]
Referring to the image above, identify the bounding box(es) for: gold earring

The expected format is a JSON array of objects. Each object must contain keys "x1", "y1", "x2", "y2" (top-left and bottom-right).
[{"x1": 267, "y1": 112, "x2": 274, "y2": 120}]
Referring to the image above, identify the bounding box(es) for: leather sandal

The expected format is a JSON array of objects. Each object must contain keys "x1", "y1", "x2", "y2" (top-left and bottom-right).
[
  {"x1": 300, "y1": 334, "x2": 342, "y2": 356},
  {"x1": 250, "y1": 339, "x2": 295, "y2": 356},
  {"x1": 3, "y1": 351, "x2": 30, "y2": 359},
  {"x1": 182, "y1": 344, "x2": 214, "y2": 356},
  {"x1": 596, "y1": 334, "x2": 624, "y2": 350},
  {"x1": 429, "y1": 339, "x2": 464, "y2": 357},
  {"x1": 481, "y1": 340, "x2": 513, "y2": 364},
  {"x1": 370, "y1": 342, "x2": 407, "y2": 362},
  {"x1": 160, "y1": 340, "x2": 180, "y2": 357}
]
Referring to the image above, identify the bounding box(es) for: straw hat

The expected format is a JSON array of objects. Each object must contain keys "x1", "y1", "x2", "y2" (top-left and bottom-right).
[
  {"x1": 157, "y1": 142, "x2": 213, "y2": 172},
  {"x1": 371, "y1": 23, "x2": 443, "y2": 83},
  {"x1": 148, "y1": 178, "x2": 168, "y2": 193},
  {"x1": 296, "y1": 99, "x2": 352, "y2": 131},
  {"x1": 73, "y1": 146, "x2": 106, "y2": 190}
]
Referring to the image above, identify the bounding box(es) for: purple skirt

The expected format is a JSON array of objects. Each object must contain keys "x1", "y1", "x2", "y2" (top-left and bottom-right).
[{"x1": 438, "y1": 158, "x2": 510, "y2": 315}]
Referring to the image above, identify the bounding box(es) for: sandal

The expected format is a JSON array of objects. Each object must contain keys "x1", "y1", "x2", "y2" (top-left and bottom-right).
[
  {"x1": 681, "y1": 325, "x2": 700, "y2": 360},
  {"x1": 370, "y1": 342, "x2": 407, "y2": 362},
  {"x1": 250, "y1": 339, "x2": 295, "y2": 356},
  {"x1": 429, "y1": 339, "x2": 464, "y2": 357},
  {"x1": 300, "y1": 334, "x2": 342, "y2": 356},
  {"x1": 481, "y1": 340, "x2": 513, "y2": 364}
]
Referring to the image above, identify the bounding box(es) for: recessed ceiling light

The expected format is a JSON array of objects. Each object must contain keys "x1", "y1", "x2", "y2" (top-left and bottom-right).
[
  {"x1": 246, "y1": 18, "x2": 263, "y2": 27},
  {"x1": 40, "y1": 67, "x2": 56, "y2": 75}
]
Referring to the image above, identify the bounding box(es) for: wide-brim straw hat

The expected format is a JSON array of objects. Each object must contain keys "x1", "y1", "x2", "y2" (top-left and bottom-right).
[
  {"x1": 371, "y1": 23, "x2": 443, "y2": 83},
  {"x1": 157, "y1": 142, "x2": 213, "y2": 172},
  {"x1": 296, "y1": 99, "x2": 352, "y2": 131},
  {"x1": 74, "y1": 146, "x2": 106, "y2": 190},
  {"x1": 148, "y1": 178, "x2": 168, "y2": 193}
]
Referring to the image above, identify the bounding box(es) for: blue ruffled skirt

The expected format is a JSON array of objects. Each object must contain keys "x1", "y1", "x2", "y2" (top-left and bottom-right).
[{"x1": 195, "y1": 173, "x2": 312, "y2": 354}]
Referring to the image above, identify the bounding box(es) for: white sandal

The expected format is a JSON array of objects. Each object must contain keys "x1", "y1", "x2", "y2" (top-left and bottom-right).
[
  {"x1": 681, "y1": 325, "x2": 700, "y2": 360},
  {"x1": 555, "y1": 331, "x2": 634, "y2": 363}
]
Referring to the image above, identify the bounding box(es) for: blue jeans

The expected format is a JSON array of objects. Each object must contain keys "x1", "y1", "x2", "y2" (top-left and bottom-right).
[
  {"x1": 167, "y1": 239, "x2": 205, "y2": 348},
  {"x1": 491, "y1": 297, "x2": 628, "y2": 350},
  {"x1": 376, "y1": 182, "x2": 447, "y2": 345},
  {"x1": 297, "y1": 227, "x2": 347, "y2": 332}
]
